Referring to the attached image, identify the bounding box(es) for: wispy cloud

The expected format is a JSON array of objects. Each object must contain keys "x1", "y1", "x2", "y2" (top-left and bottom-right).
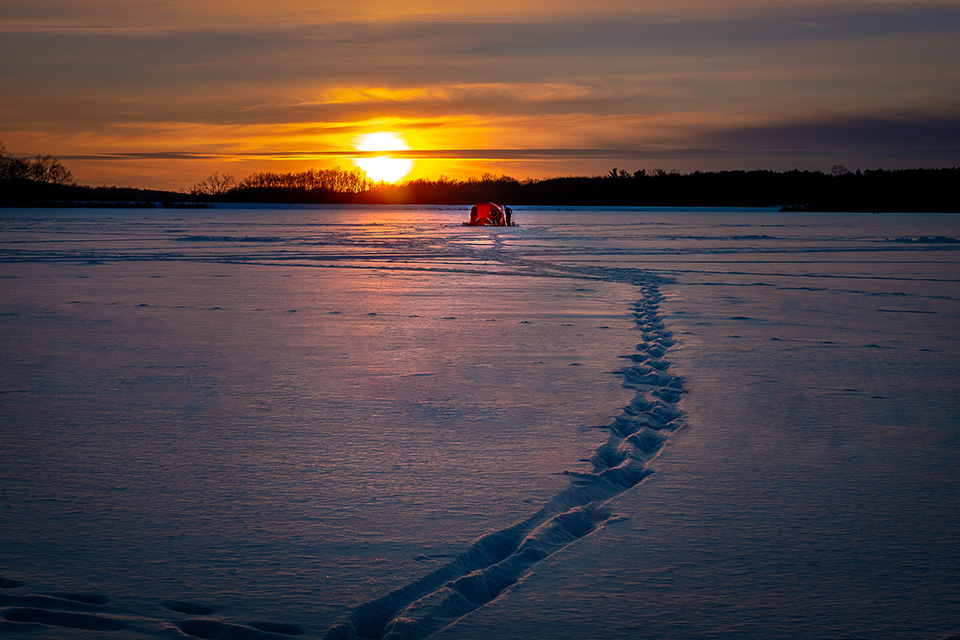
[{"x1": 2, "y1": 0, "x2": 958, "y2": 188}]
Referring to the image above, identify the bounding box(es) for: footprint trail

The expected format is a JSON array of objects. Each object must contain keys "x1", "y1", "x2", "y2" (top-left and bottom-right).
[{"x1": 324, "y1": 281, "x2": 685, "y2": 640}]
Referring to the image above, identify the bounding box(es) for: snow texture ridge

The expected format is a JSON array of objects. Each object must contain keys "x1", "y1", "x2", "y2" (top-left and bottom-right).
[
  {"x1": 323, "y1": 281, "x2": 685, "y2": 640},
  {"x1": 0, "y1": 587, "x2": 308, "y2": 638}
]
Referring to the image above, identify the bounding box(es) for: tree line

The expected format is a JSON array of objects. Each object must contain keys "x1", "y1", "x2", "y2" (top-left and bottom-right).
[
  {"x1": 0, "y1": 142, "x2": 74, "y2": 186},
  {"x1": 2, "y1": 142, "x2": 958, "y2": 212},
  {"x1": 189, "y1": 167, "x2": 372, "y2": 201},
  {"x1": 196, "y1": 165, "x2": 960, "y2": 212}
]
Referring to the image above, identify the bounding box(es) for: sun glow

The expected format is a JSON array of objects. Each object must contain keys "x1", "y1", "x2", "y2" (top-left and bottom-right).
[{"x1": 354, "y1": 132, "x2": 414, "y2": 183}]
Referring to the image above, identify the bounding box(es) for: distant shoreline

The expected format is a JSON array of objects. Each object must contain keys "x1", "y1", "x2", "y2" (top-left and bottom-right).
[{"x1": 3, "y1": 167, "x2": 959, "y2": 213}]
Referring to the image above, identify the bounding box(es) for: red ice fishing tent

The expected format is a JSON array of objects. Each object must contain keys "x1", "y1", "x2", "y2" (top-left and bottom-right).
[{"x1": 465, "y1": 202, "x2": 514, "y2": 226}]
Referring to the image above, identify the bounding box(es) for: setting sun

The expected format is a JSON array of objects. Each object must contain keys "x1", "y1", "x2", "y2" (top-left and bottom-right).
[{"x1": 353, "y1": 132, "x2": 414, "y2": 183}]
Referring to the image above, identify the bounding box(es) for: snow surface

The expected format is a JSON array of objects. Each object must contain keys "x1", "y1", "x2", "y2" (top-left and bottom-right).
[{"x1": 1, "y1": 206, "x2": 958, "y2": 639}]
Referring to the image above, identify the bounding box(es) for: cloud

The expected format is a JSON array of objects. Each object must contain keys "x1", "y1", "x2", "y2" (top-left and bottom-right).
[
  {"x1": 3, "y1": 0, "x2": 959, "y2": 188},
  {"x1": 57, "y1": 106, "x2": 960, "y2": 161},
  {"x1": 6, "y1": 0, "x2": 959, "y2": 30},
  {"x1": 6, "y1": 5, "x2": 959, "y2": 85},
  {"x1": 701, "y1": 110, "x2": 960, "y2": 153}
]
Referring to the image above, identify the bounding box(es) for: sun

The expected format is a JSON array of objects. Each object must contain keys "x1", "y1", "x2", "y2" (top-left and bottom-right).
[{"x1": 353, "y1": 132, "x2": 414, "y2": 183}]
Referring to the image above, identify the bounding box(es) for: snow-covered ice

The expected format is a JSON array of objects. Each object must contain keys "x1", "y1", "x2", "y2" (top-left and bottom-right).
[{"x1": 1, "y1": 206, "x2": 958, "y2": 639}]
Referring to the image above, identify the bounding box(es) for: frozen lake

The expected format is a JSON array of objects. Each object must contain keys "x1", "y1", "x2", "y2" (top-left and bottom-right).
[{"x1": 1, "y1": 206, "x2": 959, "y2": 639}]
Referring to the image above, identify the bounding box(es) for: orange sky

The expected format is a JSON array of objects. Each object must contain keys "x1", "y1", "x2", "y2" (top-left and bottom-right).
[{"x1": 2, "y1": 0, "x2": 959, "y2": 190}]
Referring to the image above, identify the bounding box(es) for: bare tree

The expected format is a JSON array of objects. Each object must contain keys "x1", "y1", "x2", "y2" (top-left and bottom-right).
[
  {"x1": 0, "y1": 142, "x2": 28, "y2": 179},
  {"x1": 191, "y1": 172, "x2": 237, "y2": 196},
  {"x1": 30, "y1": 154, "x2": 74, "y2": 185},
  {"x1": 0, "y1": 142, "x2": 73, "y2": 184},
  {"x1": 831, "y1": 164, "x2": 852, "y2": 177}
]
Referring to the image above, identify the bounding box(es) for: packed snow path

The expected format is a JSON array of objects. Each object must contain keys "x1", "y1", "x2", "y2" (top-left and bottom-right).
[{"x1": 323, "y1": 282, "x2": 684, "y2": 640}]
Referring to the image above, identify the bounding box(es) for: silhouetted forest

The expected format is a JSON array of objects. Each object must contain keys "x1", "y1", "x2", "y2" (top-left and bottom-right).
[{"x1": 2, "y1": 143, "x2": 958, "y2": 212}]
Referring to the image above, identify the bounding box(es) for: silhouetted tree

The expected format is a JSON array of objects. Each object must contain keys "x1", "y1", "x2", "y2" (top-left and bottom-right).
[
  {"x1": 234, "y1": 167, "x2": 369, "y2": 195},
  {"x1": 0, "y1": 142, "x2": 73, "y2": 185},
  {"x1": 0, "y1": 142, "x2": 29, "y2": 180},
  {"x1": 29, "y1": 154, "x2": 74, "y2": 185},
  {"x1": 190, "y1": 172, "x2": 236, "y2": 196},
  {"x1": 4, "y1": 144, "x2": 958, "y2": 212}
]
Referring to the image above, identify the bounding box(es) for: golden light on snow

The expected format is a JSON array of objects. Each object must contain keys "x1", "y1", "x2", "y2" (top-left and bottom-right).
[{"x1": 353, "y1": 132, "x2": 414, "y2": 183}]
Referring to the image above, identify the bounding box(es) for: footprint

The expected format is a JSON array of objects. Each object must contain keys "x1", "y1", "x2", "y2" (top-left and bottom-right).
[{"x1": 322, "y1": 281, "x2": 686, "y2": 640}]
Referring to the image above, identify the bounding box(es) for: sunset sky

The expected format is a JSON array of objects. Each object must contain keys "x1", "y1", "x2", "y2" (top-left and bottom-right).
[{"x1": 2, "y1": 0, "x2": 959, "y2": 190}]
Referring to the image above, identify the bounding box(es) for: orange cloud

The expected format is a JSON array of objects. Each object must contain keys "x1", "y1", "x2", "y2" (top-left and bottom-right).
[{"x1": 3, "y1": 0, "x2": 958, "y2": 188}]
